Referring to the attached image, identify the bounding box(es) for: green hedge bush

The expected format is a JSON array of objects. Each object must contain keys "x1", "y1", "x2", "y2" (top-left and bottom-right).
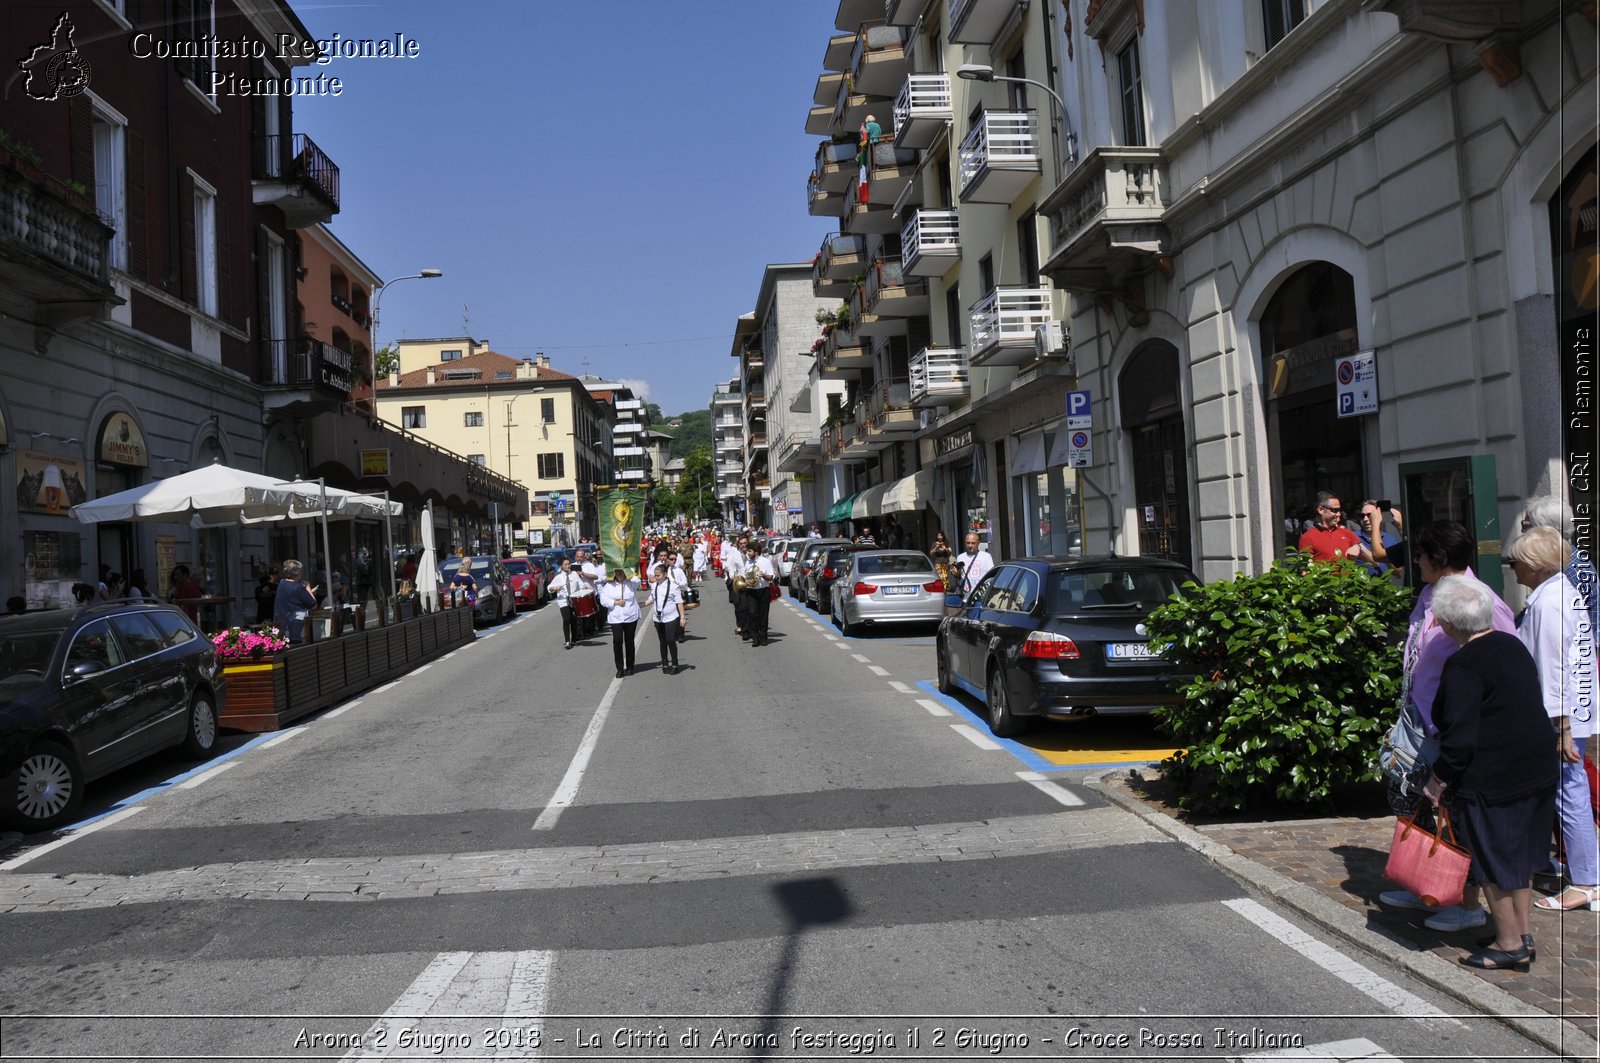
[{"x1": 1143, "y1": 557, "x2": 1412, "y2": 814}]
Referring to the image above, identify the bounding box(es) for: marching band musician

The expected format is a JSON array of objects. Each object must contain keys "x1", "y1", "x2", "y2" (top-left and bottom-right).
[
  {"x1": 599, "y1": 567, "x2": 643, "y2": 678},
  {"x1": 649, "y1": 563, "x2": 686, "y2": 674},
  {"x1": 575, "y1": 547, "x2": 605, "y2": 638},
  {"x1": 742, "y1": 540, "x2": 777, "y2": 648},
  {"x1": 723, "y1": 535, "x2": 749, "y2": 637},
  {"x1": 548, "y1": 557, "x2": 587, "y2": 650}
]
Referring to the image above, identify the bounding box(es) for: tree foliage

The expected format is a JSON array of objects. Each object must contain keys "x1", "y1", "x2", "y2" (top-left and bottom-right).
[
  {"x1": 1142, "y1": 557, "x2": 1412, "y2": 814},
  {"x1": 668, "y1": 409, "x2": 712, "y2": 458},
  {"x1": 374, "y1": 344, "x2": 400, "y2": 378}
]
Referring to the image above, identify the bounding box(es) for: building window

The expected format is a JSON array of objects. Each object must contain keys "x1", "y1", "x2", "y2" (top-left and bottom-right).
[
  {"x1": 401, "y1": 406, "x2": 426, "y2": 429},
  {"x1": 1116, "y1": 39, "x2": 1146, "y2": 146},
  {"x1": 178, "y1": 0, "x2": 217, "y2": 88},
  {"x1": 464, "y1": 411, "x2": 484, "y2": 427},
  {"x1": 540, "y1": 397, "x2": 556, "y2": 423},
  {"x1": 192, "y1": 174, "x2": 218, "y2": 315},
  {"x1": 1263, "y1": 0, "x2": 1307, "y2": 50},
  {"x1": 91, "y1": 98, "x2": 127, "y2": 270},
  {"x1": 468, "y1": 454, "x2": 486, "y2": 466},
  {"x1": 537, "y1": 453, "x2": 565, "y2": 479},
  {"x1": 441, "y1": 349, "x2": 463, "y2": 361}
]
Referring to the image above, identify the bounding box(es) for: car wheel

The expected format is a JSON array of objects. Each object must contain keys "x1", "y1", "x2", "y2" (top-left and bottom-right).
[
  {"x1": 505, "y1": 596, "x2": 516, "y2": 621},
  {"x1": 936, "y1": 638, "x2": 957, "y2": 695},
  {"x1": 839, "y1": 603, "x2": 857, "y2": 637},
  {"x1": 986, "y1": 665, "x2": 1027, "y2": 738},
  {"x1": 4, "y1": 740, "x2": 83, "y2": 832},
  {"x1": 181, "y1": 691, "x2": 219, "y2": 758}
]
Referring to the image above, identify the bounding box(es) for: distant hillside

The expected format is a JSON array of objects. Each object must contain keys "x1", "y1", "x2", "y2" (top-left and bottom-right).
[{"x1": 667, "y1": 408, "x2": 711, "y2": 458}]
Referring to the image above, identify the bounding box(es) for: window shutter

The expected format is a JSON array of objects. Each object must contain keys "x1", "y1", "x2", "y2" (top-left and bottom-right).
[
  {"x1": 216, "y1": 193, "x2": 232, "y2": 322},
  {"x1": 68, "y1": 96, "x2": 94, "y2": 189},
  {"x1": 256, "y1": 226, "x2": 272, "y2": 379},
  {"x1": 251, "y1": 62, "x2": 267, "y2": 177},
  {"x1": 179, "y1": 171, "x2": 197, "y2": 304},
  {"x1": 126, "y1": 129, "x2": 147, "y2": 278}
]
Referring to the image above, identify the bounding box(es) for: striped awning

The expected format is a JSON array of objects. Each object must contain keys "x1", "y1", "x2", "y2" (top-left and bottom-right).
[
  {"x1": 882, "y1": 468, "x2": 933, "y2": 512},
  {"x1": 850, "y1": 482, "x2": 891, "y2": 520}
]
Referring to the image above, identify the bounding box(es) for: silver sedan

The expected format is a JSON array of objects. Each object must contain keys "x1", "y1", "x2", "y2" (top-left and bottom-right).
[{"x1": 829, "y1": 550, "x2": 946, "y2": 636}]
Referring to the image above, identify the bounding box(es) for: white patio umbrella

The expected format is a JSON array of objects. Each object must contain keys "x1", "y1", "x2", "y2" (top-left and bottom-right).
[
  {"x1": 70, "y1": 463, "x2": 328, "y2": 526},
  {"x1": 416, "y1": 500, "x2": 440, "y2": 612}
]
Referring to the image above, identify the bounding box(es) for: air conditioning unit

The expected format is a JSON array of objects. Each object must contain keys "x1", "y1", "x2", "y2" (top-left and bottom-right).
[{"x1": 1034, "y1": 320, "x2": 1069, "y2": 361}]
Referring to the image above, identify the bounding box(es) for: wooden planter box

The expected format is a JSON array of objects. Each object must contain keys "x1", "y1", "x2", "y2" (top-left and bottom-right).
[{"x1": 217, "y1": 605, "x2": 474, "y2": 732}]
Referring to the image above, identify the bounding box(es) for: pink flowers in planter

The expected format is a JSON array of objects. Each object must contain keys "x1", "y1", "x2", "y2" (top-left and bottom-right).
[{"x1": 211, "y1": 625, "x2": 289, "y2": 661}]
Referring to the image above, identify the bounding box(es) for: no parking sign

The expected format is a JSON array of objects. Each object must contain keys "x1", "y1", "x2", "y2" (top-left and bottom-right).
[
  {"x1": 1335, "y1": 349, "x2": 1378, "y2": 417},
  {"x1": 1067, "y1": 429, "x2": 1092, "y2": 468}
]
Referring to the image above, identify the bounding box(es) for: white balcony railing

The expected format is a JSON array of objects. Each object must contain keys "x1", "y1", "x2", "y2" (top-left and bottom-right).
[
  {"x1": 901, "y1": 209, "x2": 959, "y2": 277},
  {"x1": 958, "y1": 111, "x2": 1040, "y2": 203},
  {"x1": 893, "y1": 74, "x2": 952, "y2": 150},
  {"x1": 908, "y1": 346, "x2": 970, "y2": 406},
  {"x1": 969, "y1": 287, "x2": 1053, "y2": 363}
]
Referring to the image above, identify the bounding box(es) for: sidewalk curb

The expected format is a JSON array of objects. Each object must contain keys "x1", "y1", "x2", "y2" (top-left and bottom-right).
[{"x1": 1083, "y1": 773, "x2": 1600, "y2": 1061}]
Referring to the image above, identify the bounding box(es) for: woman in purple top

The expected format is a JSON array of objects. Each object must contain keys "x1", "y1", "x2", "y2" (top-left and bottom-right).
[{"x1": 1379, "y1": 521, "x2": 1517, "y2": 933}]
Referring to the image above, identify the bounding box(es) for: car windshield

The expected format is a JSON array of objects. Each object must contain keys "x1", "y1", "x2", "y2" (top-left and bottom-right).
[
  {"x1": 502, "y1": 560, "x2": 532, "y2": 576},
  {"x1": 855, "y1": 553, "x2": 932, "y2": 575},
  {"x1": 440, "y1": 559, "x2": 494, "y2": 579},
  {"x1": 1047, "y1": 567, "x2": 1192, "y2": 613},
  {"x1": 0, "y1": 629, "x2": 63, "y2": 704}
]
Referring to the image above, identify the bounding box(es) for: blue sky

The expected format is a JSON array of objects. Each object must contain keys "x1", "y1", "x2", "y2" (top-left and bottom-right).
[{"x1": 295, "y1": 0, "x2": 836, "y2": 417}]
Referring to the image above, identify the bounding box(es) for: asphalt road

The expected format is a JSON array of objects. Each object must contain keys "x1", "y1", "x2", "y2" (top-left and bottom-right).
[{"x1": 0, "y1": 586, "x2": 1548, "y2": 1061}]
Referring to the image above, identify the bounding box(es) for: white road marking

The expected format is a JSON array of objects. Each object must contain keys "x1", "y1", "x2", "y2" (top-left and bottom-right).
[
  {"x1": 531, "y1": 622, "x2": 650, "y2": 831},
  {"x1": 1223, "y1": 898, "x2": 1461, "y2": 1026},
  {"x1": 951, "y1": 724, "x2": 1002, "y2": 750},
  {"x1": 373, "y1": 680, "x2": 404, "y2": 695},
  {"x1": 321, "y1": 698, "x2": 361, "y2": 720},
  {"x1": 412, "y1": 664, "x2": 433, "y2": 674},
  {"x1": 440, "y1": 651, "x2": 458, "y2": 661},
  {"x1": 0, "y1": 806, "x2": 145, "y2": 871},
  {"x1": 852, "y1": 653, "x2": 872, "y2": 663},
  {"x1": 887, "y1": 681, "x2": 914, "y2": 693},
  {"x1": 868, "y1": 665, "x2": 891, "y2": 676},
  {"x1": 917, "y1": 698, "x2": 952, "y2": 716},
  {"x1": 175, "y1": 762, "x2": 237, "y2": 790},
  {"x1": 260, "y1": 725, "x2": 309, "y2": 749},
  {"x1": 823, "y1": 634, "x2": 840, "y2": 642},
  {"x1": 1015, "y1": 771, "x2": 1085, "y2": 807},
  {"x1": 342, "y1": 950, "x2": 473, "y2": 1060},
  {"x1": 479, "y1": 632, "x2": 497, "y2": 641},
  {"x1": 500, "y1": 950, "x2": 553, "y2": 1059}
]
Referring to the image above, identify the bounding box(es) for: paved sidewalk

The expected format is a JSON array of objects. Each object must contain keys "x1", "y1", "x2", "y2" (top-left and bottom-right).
[{"x1": 1093, "y1": 771, "x2": 1600, "y2": 1059}]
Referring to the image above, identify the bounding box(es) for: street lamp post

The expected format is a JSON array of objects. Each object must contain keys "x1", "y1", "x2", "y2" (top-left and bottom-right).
[
  {"x1": 370, "y1": 268, "x2": 443, "y2": 357},
  {"x1": 956, "y1": 64, "x2": 1077, "y2": 172},
  {"x1": 500, "y1": 388, "x2": 545, "y2": 552}
]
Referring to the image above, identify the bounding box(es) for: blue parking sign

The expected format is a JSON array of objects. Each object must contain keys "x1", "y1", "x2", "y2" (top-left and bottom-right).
[{"x1": 1066, "y1": 390, "x2": 1092, "y2": 429}]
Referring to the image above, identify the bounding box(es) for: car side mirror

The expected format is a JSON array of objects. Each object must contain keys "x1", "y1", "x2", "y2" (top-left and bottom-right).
[
  {"x1": 944, "y1": 592, "x2": 966, "y2": 610},
  {"x1": 66, "y1": 659, "x2": 106, "y2": 682}
]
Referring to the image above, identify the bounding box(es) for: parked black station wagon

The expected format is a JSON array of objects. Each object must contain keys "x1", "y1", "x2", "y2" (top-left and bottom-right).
[
  {"x1": 0, "y1": 600, "x2": 225, "y2": 831},
  {"x1": 936, "y1": 556, "x2": 1199, "y2": 737}
]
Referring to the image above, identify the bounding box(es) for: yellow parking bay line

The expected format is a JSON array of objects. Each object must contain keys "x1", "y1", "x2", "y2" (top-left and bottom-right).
[
  {"x1": 1026, "y1": 743, "x2": 1179, "y2": 766},
  {"x1": 1013, "y1": 717, "x2": 1178, "y2": 767}
]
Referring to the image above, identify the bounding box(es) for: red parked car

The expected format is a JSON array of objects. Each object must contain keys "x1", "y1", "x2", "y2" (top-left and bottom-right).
[{"x1": 501, "y1": 556, "x2": 547, "y2": 610}]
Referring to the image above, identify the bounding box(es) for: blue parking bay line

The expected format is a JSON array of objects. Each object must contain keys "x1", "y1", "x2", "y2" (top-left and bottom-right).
[
  {"x1": 785, "y1": 594, "x2": 936, "y2": 644},
  {"x1": 61, "y1": 729, "x2": 284, "y2": 831}
]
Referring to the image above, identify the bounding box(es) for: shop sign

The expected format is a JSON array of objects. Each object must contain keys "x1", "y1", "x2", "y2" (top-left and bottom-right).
[
  {"x1": 1335, "y1": 349, "x2": 1378, "y2": 417},
  {"x1": 937, "y1": 426, "x2": 975, "y2": 457},
  {"x1": 360, "y1": 448, "x2": 390, "y2": 477},
  {"x1": 97, "y1": 412, "x2": 148, "y2": 467},
  {"x1": 316, "y1": 343, "x2": 355, "y2": 397},
  {"x1": 16, "y1": 450, "x2": 87, "y2": 514}
]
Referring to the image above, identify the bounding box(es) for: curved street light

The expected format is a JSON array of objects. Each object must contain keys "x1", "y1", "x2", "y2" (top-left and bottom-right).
[
  {"x1": 370, "y1": 268, "x2": 443, "y2": 353},
  {"x1": 956, "y1": 64, "x2": 1078, "y2": 169}
]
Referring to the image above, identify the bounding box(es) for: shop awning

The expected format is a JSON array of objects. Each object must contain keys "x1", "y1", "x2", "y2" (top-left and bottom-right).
[
  {"x1": 1047, "y1": 429, "x2": 1077, "y2": 468},
  {"x1": 850, "y1": 482, "x2": 890, "y2": 520},
  {"x1": 826, "y1": 492, "x2": 860, "y2": 523},
  {"x1": 882, "y1": 469, "x2": 933, "y2": 513},
  {"x1": 1011, "y1": 431, "x2": 1048, "y2": 476}
]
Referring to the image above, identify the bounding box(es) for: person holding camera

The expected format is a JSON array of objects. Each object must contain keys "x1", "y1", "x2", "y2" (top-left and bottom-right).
[{"x1": 1357, "y1": 500, "x2": 1405, "y2": 579}]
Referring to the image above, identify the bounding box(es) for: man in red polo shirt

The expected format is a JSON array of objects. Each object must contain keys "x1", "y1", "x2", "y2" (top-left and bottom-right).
[{"x1": 1298, "y1": 491, "x2": 1372, "y2": 563}]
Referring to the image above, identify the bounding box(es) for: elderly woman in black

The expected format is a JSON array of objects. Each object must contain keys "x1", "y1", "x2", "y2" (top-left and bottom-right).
[{"x1": 1420, "y1": 576, "x2": 1558, "y2": 971}]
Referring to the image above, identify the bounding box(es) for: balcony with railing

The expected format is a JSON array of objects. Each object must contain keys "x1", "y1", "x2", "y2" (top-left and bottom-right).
[
  {"x1": 969, "y1": 287, "x2": 1054, "y2": 367},
  {"x1": 831, "y1": 74, "x2": 876, "y2": 139},
  {"x1": 261, "y1": 335, "x2": 360, "y2": 409},
  {"x1": 855, "y1": 257, "x2": 927, "y2": 336},
  {"x1": 908, "y1": 346, "x2": 970, "y2": 406},
  {"x1": 813, "y1": 232, "x2": 866, "y2": 299},
  {"x1": 0, "y1": 161, "x2": 118, "y2": 318},
  {"x1": 842, "y1": 195, "x2": 900, "y2": 236},
  {"x1": 820, "y1": 326, "x2": 872, "y2": 378},
  {"x1": 886, "y1": 0, "x2": 936, "y2": 27},
  {"x1": 812, "y1": 139, "x2": 859, "y2": 198},
  {"x1": 849, "y1": 23, "x2": 909, "y2": 97},
  {"x1": 893, "y1": 74, "x2": 952, "y2": 150},
  {"x1": 862, "y1": 140, "x2": 918, "y2": 206},
  {"x1": 958, "y1": 111, "x2": 1040, "y2": 204},
  {"x1": 807, "y1": 171, "x2": 848, "y2": 219},
  {"x1": 1040, "y1": 146, "x2": 1171, "y2": 294},
  {"x1": 252, "y1": 133, "x2": 340, "y2": 228},
  {"x1": 823, "y1": 31, "x2": 855, "y2": 72},
  {"x1": 948, "y1": 0, "x2": 1025, "y2": 44},
  {"x1": 863, "y1": 381, "x2": 918, "y2": 439},
  {"x1": 901, "y1": 209, "x2": 959, "y2": 277}
]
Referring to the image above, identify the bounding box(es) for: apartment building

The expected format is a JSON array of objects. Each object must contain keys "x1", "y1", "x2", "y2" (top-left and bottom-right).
[
  {"x1": 579, "y1": 376, "x2": 654, "y2": 485},
  {"x1": 711, "y1": 379, "x2": 746, "y2": 518},
  {"x1": 731, "y1": 265, "x2": 835, "y2": 532},
  {"x1": 1029, "y1": 0, "x2": 1595, "y2": 588},
  {"x1": 374, "y1": 351, "x2": 609, "y2": 547},
  {"x1": 0, "y1": 0, "x2": 329, "y2": 606},
  {"x1": 802, "y1": 0, "x2": 1075, "y2": 557}
]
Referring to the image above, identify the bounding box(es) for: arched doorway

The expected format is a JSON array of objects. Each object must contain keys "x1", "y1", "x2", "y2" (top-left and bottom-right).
[
  {"x1": 1119, "y1": 341, "x2": 1191, "y2": 568},
  {"x1": 1259, "y1": 263, "x2": 1363, "y2": 551}
]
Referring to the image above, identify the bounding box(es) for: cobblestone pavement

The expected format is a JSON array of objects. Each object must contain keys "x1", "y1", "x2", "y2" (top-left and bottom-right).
[
  {"x1": 1101, "y1": 773, "x2": 1600, "y2": 1044},
  {"x1": 0, "y1": 807, "x2": 1159, "y2": 912}
]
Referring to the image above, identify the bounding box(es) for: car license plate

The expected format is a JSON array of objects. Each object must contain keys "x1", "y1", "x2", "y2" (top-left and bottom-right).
[
  {"x1": 882, "y1": 586, "x2": 916, "y2": 595},
  {"x1": 1107, "y1": 642, "x2": 1156, "y2": 660}
]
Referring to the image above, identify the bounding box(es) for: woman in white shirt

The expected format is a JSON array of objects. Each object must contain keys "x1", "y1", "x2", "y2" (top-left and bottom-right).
[
  {"x1": 599, "y1": 568, "x2": 643, "y2": 678},
  {"x1": 1509, "y1": 526, "x2": 1598, "y2": 911},
  {"x1": 650, "y1": 563, "x2": 685, "y2": 674},
  {"x1": 547, "y1": 558, "x2": 587, "y2": 650}
]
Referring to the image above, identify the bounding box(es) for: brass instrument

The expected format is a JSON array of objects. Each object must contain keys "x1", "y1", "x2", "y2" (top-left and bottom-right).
[{"x1": 731, "y1": 572, "x2": 753, "y2": 593}]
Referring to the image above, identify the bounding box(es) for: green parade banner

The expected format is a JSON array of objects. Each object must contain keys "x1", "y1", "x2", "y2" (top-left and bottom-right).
[{"x1": 597, "y1": 486, "x2": 646, "y2": 576}]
